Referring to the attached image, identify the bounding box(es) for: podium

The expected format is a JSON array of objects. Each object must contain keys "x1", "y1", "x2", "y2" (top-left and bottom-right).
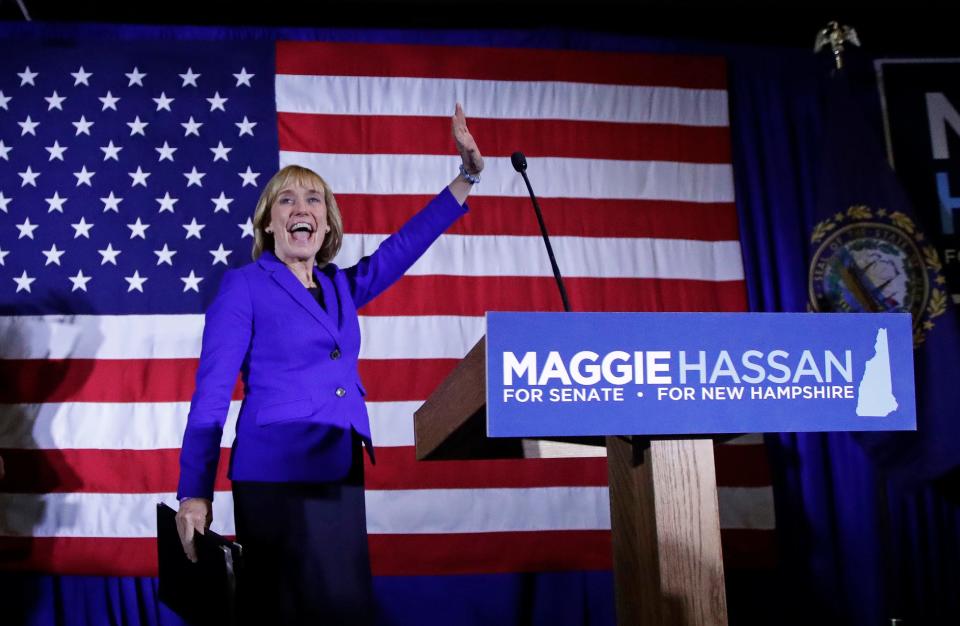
[
  {"x1": 415, "y1": 312, "x2": 916, "y2": 626},
  {"x1": 414, "y1": 336, "x2": 727, "y2": 626}
]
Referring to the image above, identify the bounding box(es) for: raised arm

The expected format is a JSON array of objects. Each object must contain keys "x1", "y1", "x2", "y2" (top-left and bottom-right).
[{"x1": 447, "y1": 103, "x2": 485, "y2": 205}]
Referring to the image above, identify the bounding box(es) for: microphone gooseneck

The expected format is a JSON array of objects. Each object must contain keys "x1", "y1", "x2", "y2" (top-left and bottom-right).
[{"x1": 512, "y1": 151, "x2": 571, "y2": 313}]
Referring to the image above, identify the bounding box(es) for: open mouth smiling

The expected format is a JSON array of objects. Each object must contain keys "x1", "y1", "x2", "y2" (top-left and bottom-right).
[{"x1": 288, "y1": 221, "x2": 316, "y2": 243}]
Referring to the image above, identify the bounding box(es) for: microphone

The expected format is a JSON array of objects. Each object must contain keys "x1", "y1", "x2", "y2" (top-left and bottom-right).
[
  {"x1": 511, "y1": 151, "x2": 527, "y2": 173},
  {"x1": 511, "y1": 151, "x2": 571, "y2": 313}
]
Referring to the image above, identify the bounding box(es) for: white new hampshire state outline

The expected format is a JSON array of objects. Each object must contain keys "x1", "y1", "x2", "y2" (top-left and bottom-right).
[{"x1": 856, "y1": 328, "x2": 898, "y2": 417}]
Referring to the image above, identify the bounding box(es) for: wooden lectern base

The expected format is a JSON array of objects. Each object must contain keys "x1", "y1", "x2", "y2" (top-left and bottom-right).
[
  {"x1": 413, "y1": 336, "x2": 729, "y2": 626},
  {"x1": 606, "y1": 436, "x2": 728, "y2": 626}
]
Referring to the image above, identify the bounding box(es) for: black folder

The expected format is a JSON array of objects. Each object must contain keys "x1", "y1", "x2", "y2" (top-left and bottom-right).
[{"x1": 157, "y1": 502, "x2": 243, "y2": 626}]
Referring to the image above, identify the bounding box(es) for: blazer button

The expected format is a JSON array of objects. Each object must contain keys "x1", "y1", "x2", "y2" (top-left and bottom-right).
[
  {"x1": 335, "y1": 387, "x2": 346, "y2": 398},
  {"x1": 330, "y1": 348, "x2": 341, "y2": 360}
]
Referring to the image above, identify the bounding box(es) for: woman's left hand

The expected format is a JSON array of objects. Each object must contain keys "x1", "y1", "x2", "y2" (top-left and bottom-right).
[{"x1": 452, "y1": 103, "x2": 484, "y2": 175}]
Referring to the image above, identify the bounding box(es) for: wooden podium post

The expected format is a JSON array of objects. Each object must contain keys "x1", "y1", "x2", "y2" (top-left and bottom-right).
[{"x1": 414, "y1": 337, "x2": 729, "y2": 626}]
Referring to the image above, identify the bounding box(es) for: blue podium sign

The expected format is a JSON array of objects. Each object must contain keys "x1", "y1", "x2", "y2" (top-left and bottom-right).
[{"x1": 485, "y1": 312, "x2": 916, "y2": 437}]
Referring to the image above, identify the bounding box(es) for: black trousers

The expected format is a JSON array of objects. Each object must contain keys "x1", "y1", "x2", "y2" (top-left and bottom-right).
[{"x1": 232, "y1": 438, "x2": 374, "y2": 626}]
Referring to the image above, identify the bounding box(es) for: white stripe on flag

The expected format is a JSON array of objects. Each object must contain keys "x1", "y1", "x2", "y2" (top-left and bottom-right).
[
  {"x1": 0, "y1": 400, "x2": 765, "y2": 454},
  {"x1": 0, "y1": 486, "x2": 774, "y2": 537},
  {"x1": 340, "y1": 234, "x2": 745, "y2": 281},
  {"x1": 0, "y1": 314, "x2": 203, "y2": 360},
  {"x1": 0, "y1": 400, "x2": 607, "y2": 451},
  {"x1": 0, "y1": 402, "x2": 239, "y2": 450},
  {"x1": 359, "y1": 316, "x2": 482, "y2": 359},
  {"x1": 368, "y1": 400, "x2": 422, "y2": 447},
  {"x1": 1, "y1": 314, "x2": 484, "y2": 360},
  {"x1": 717, "y1": 486, "x2": 776, "y2": 530},
  {"x1": 365, "y1": 486, "x2": 610, "y2": 534},
  {"x1": 280, "y1": 152, "x2": 735, "y2": 202},
  {"x1": 276, "y1": 75, "x2": 729, "y2": 127}
]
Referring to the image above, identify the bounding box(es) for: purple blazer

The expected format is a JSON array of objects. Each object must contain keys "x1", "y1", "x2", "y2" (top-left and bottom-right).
[{"x1": 177, "y1": 188, "x2": 467, "y2": 500}]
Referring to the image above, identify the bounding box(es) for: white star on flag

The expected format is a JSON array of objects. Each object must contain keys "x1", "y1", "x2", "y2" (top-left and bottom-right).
[
  {"x1": 129, "y1": 167, "x2": 150, "y2": 187},
  {"x1": 71, "y1": 217, "x2": 94, "y2": 239},
  {"x1": 17, "y1": 217, "x2": 39, "y2": 239},
  {"x1": 42, "y1": 244, "x2": 66, "y2": 266},
  {"x1": 155, "y1": 244, "x2": 177, "y2": 265},
  {"x1": 153, "y1": 92, "x2": 175, "y2": 111},
  {"x1": 233, "y1": 67, "x2": 254, "y2": 86},
  {"x1": 207, "y1": 92, "x2": 228, "y2": 111},
  {"x1": 209, "y1": 244, "x2": 232, "y2": 265},
  {"x1": 0, "y1": 139, "x2": 11, "y2": 160},
  {"x1": 239, "y1": 166, "x2": 260, "y2": 187},
  {"x1": 45, "y1": 91, "x2": 66, "y2": 110},
  {"x1": 236, "y1": 116, "x2": 257, "y2": 136},
  {"x1": 101, "y1": 192, "x2": 123, "y2": 212},
  {"x1": 181, "y1": 270, "x2": 204, "y2": 292},
  {"x1": 99, "y1": 91, "x2": 120, "y2": 111},
  {"x1": 181, "y1": 116, "x2": 203, "y2": 136},
  {"x1": 18, "y1": 115, "x2": 39, "y2": 136},
  {"x1": 71, "y1": 66, "x2": 93, "y2": 86},
  {"x1": 69, "y1": 270, "x2": 93, "y2": 292},
  {"x1": 18, "y1": 66, "x2": 38, "y2": 86},
  {"x1": 125, "y1": 270, "x2": 148, "y2": 293},
  {"x1": 14, "y1": 271, "x2": 36, "y2": 293},
  {"x1": 0, "y1": 192, "x2": 11, "y2": 212},
  {"x1": 156, "y1": 192, "x2": 178, "y2": 213},
  {"x1": 127, "y1": 116, "x2": 148, "y2": 136},
  {"x1": 156, "y1": 142, "x2": 177, "y2": 161},
  {"x1": 98, "y1": 243, "x2": 121, "y2": 265},
  {"x1": 127, "y1": 218, "x2": 150, "y2": 239},
  {"x1": 210, "y1": 141, "x2": 232, "y2": 161},
  {"x1": 125, "y1": 67, "x2": 146, "y2": 86},
  {"x1": 0, "y1": 90, "x2": 11, "y2": 109},
  {"x1": 0, "y1": 247, "x2": 10, "y2": 265},
  {"x1": 101, "y1": 141, "x2": 123, "y2": 161},
  {"x1": 45, "y1": 192, "x2": 68, "y2": 213},
  {"x1": 74, "y1": 166, "x2": 96, "y2": 186},
  {"x1": 179, "y1": 68, "x2": 201, "y2": 87},
  {"x1": 211, "y1": 192, "x2": 233, "y2": 213},
  {"x1": 184, "y1": 167, "x2": 206, "y2": 187},
  {"x1": 18, "y1": 166, "x2": 40, "y2": 187},
  {"x1": 73, "y1": 115, "x2": 94, "y2": 135},
  {"x1": 238, "y1": 218, "x2": 254, "y2": 238},
  {"x1": 46, "y1": 141, "x2": 68, "y2": 161},
  {"x1": 183, "y1": 218, "x2": 205, "y2": 239}
]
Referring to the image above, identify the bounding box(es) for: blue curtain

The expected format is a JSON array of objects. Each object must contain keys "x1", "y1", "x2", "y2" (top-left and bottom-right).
[{"x1": 730, "y1": 48, "x2": 960, "y2": 625}]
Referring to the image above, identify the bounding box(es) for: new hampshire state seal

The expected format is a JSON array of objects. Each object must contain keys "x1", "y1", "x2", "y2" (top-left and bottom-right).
[{"x1": 808, "y1": 205, "x2": 948, "y2": 345}]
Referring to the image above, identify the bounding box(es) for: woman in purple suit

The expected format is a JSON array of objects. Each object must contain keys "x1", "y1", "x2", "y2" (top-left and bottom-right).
[{"x1": 175, "y1": 104, "x2": 484, "y2": 624}]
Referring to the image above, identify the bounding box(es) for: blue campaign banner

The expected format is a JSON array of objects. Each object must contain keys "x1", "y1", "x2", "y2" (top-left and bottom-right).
[{"x1": 486, "y1": 312, "x2": 916, "y2": 437}]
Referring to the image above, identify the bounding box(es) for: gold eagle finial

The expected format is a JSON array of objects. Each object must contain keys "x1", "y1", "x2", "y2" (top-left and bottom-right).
[{"x1": 814, "y1": 21, "x2": 861, "y2": 69}]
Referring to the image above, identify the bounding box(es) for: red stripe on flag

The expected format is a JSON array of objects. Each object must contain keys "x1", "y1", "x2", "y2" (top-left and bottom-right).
[
  {"x1": 713, "y1": 443, "x2": 772, "y2": 488},
  {"x1": 0, "y1": 359, "x2": 241, "y2": 404},
  {"x1": 0, "y1": 358, "x2": 455, "y2": 404},
  {"x1": 719, "y1": 528, "x2": 778, "y2": 569},
  {"x1": 365, "y1": 447, "x2": 608, "y2": 490},
  {"x1": 359, "y1": 359, "x2": 458, "y2": 401},
  {"x1": 0, "y1": 448, "x2": 232, "y2": 494},
  {"x1": 0, "y1": 537, "x2": 158, "y2": 577},
  {"x1": 0, "y1": 528, "x2": 771, "y2": 577},
  {"x1": 279, "y1": 114, "x2": 731, "y2": 163},
  {"x1": 369, "y1": 531, "x2": 612, "y2": 576},
  {"x1": 361, "y1": 276, "x2": 749, "y2": 316},
  {"x1": 276, "y1": 42, "x2": 727, "y2": 89},
  {"x1": 0, "y1": 443, "x2": 764, "y2": 494},
  {"x1": 340, "y1": 194, "x2": 740, "y2": 241}
]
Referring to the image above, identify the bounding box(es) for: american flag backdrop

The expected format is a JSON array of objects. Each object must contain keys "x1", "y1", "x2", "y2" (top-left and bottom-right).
[{"x1": 0, "y1": 37, "x2": 775, "y2": 576}]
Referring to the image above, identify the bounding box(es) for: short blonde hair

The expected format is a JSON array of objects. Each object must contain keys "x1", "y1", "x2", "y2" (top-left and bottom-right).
[{"x1": 251, "y1": 165, "x2": 343, "y2": 265}]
